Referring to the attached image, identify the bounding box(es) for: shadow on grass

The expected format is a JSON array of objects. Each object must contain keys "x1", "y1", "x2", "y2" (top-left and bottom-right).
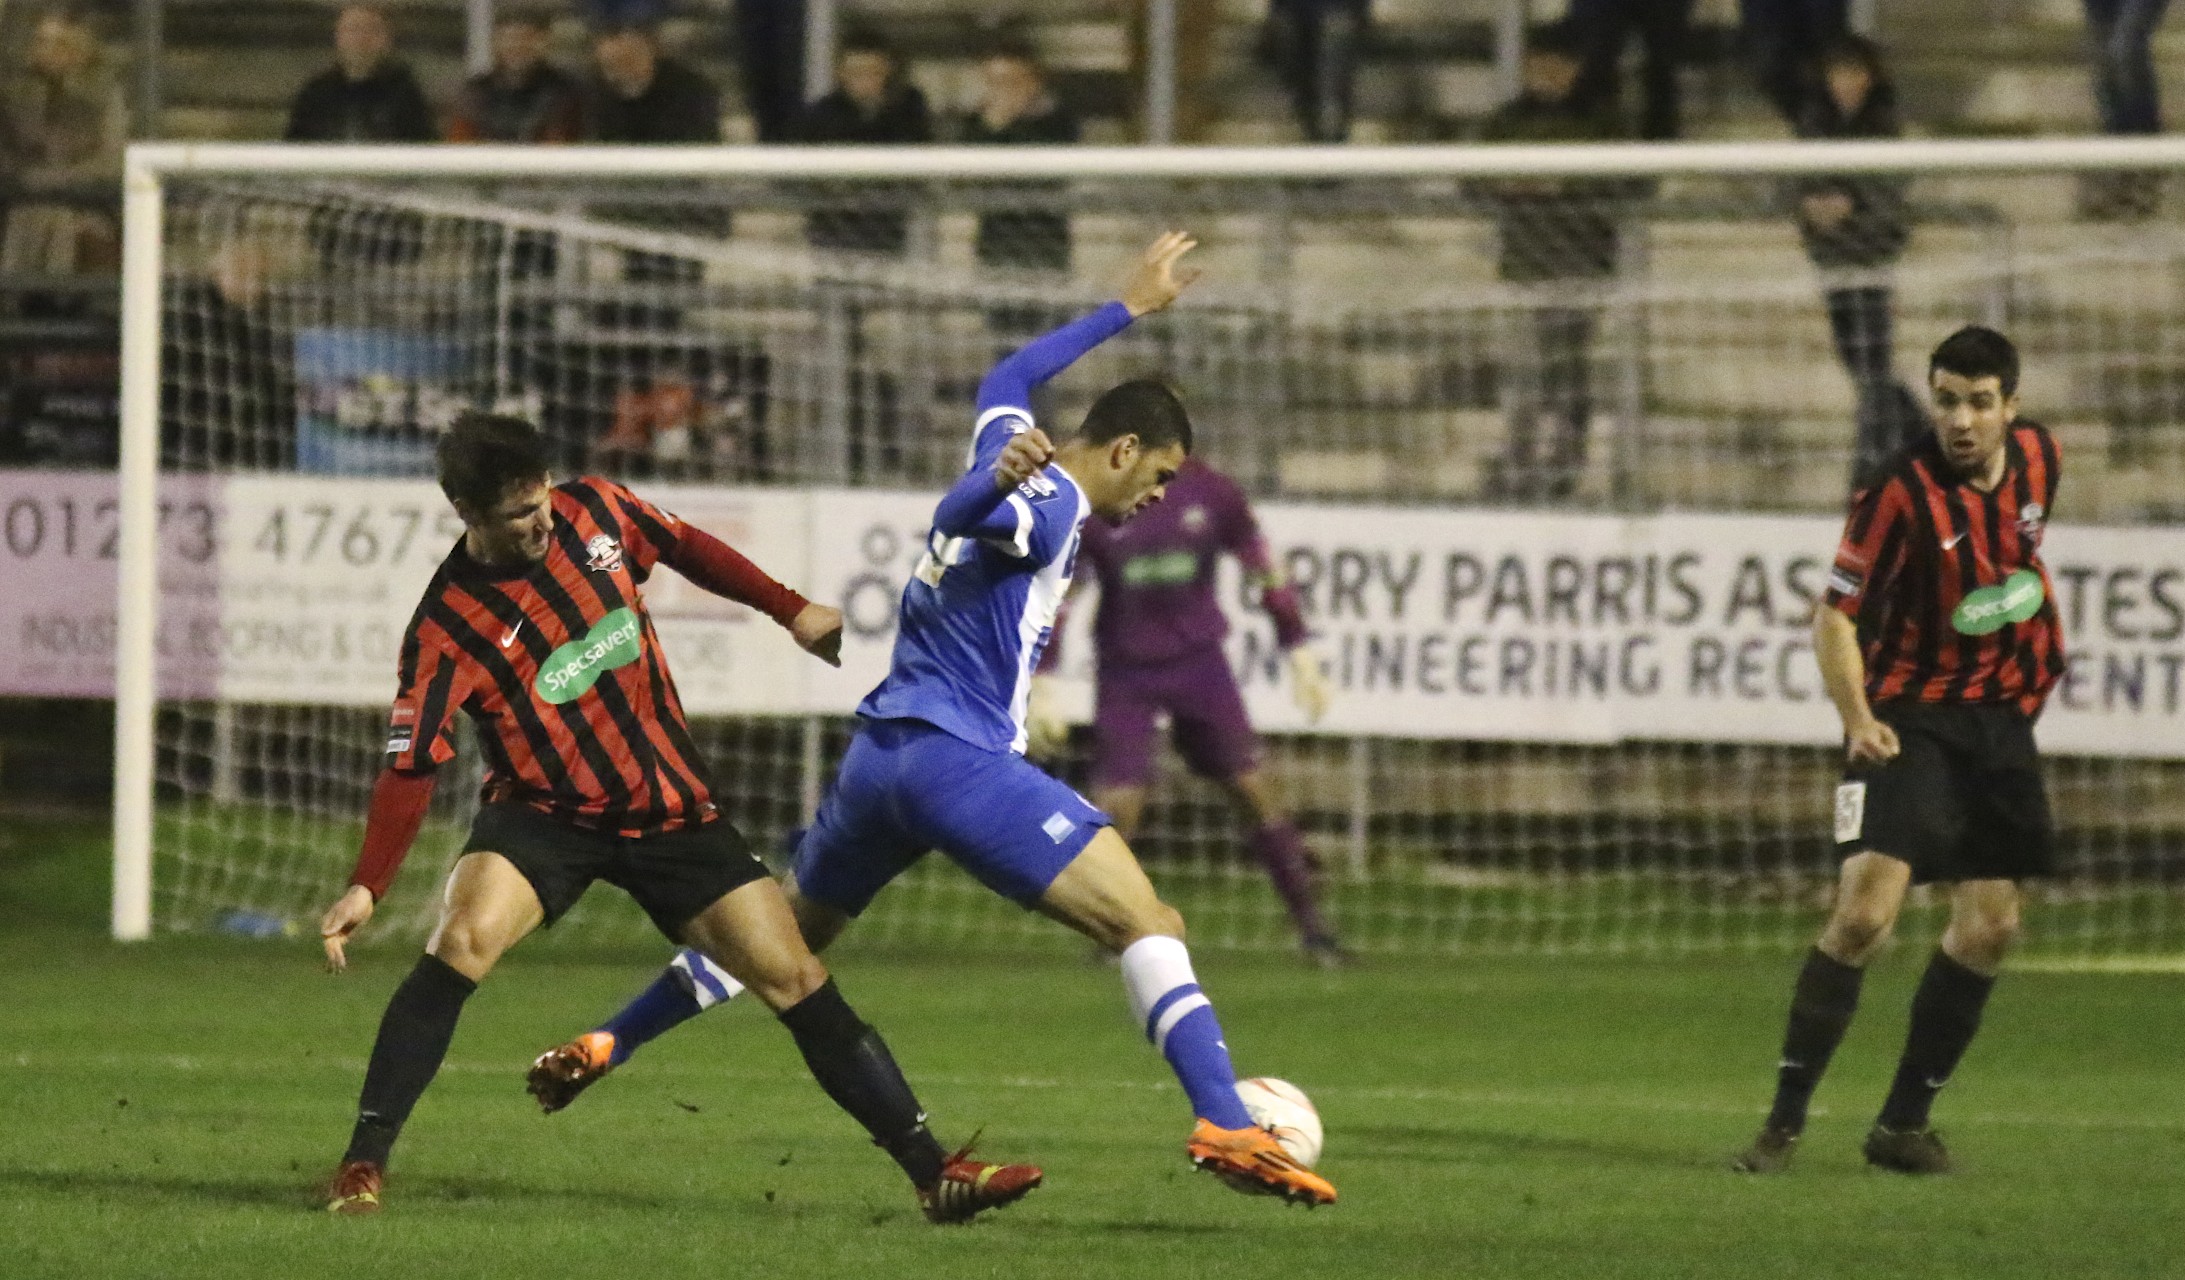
[
  {"x1": 0, "y1": 1166, "x2": 323, "y2": 1210},
  {"x1": 1041, "y1": 1216, "x2": 1251, "y2": 1238},
  {"x1": 1342, "y1": 1123, "x2": 1709, "y2": 1171},
  {"x1": 0, "y1": 1165, "x2": 728, "y2": 1215}
]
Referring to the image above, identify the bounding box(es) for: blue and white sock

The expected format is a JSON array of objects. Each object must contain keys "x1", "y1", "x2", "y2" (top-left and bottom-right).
[
  {"x1": 596, "y1": 948, "x2": 744, "y2": 1067},
  {"x1": 1119, "y1": 935, "x2": 1255, "y2": 1130}
]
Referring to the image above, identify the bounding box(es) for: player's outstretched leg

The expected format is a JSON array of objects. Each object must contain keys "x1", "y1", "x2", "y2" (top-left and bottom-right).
[
  {"x1": 683, "y1": 879, "x2": 1041, "y2": 1224},
  {"x1": 527, "y1": 948, "x2": 742, "y2": 1112},
  {"x1": 330, "y1": 852, "x2": 542, "y2": 1213},
  {"x1": 1041, "y1": 828, "x2": 1336, "y2": 1207},
  {"x1": 1733, "y1": 852, "x2": 1909, "y2": 1174},
  {"x1": 1864, "y1": 879, "x2": 2018, "y2": 1175}
]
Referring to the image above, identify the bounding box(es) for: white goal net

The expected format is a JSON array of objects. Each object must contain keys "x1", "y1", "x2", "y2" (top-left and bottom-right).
[{"x1": 113, "y1": 141, "x2": 2185, "y2": 960}]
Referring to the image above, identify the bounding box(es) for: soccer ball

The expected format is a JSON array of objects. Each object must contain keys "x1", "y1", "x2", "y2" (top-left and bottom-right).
[{"x1": 1236, "y1": 1077, "x2": 1323, "y2": 1168}]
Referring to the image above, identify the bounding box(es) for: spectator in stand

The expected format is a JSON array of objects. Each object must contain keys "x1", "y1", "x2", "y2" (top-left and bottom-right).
[
  {"x1": 285, "y1": 5, "x2": 436, "y2": 142},
  {"x1": 958, "y1": 40, "x2": 1080, "y2": 274},
  {"x1": 1266, "y1": 0, "x2": 1370, "y2": 142},
  {"x1": 1568, "y1": 0, "x2": 1693, "y2": 140},
  {"x1": 163, "y1": 241, "x2": 296, "y2": 469},
  {"x1": 1473, "y1": 22, "x2": 1631, "y2": 501},
  {"x1": 733, "y1": 0, "x2": 806, "y2": 142},
  {"x1": 584, "y1": 25, "x2": 722, "y2": 328},
  {"x1": 794, "y1": 32, "x2": 929, "y2": 480},
  {"x1": 795, "y1": 29, "x2": 932, "y2": 256},
  {"x1": 584, "y1": 23, "x2": 721, "y2": 143},
  {"x1": 0, "y1": 7, "x2": 126, "y2": 280},
  {"x1": 1740, "y1": 0, "x2": 1847, "y2": 125},
  {"x1": 1793, "y1": 35, "x2": 1922, "y2": 489},
  {"x1": 447, "y1": 12, "x2": 582, "y2": 143},
  {"x1": 2081, "y1": 0, "x2": 2172, "y2": 218}
]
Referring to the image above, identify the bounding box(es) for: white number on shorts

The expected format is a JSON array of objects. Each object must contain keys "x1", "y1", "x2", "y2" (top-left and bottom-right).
[{"x1": 1834, "y1": 781, "x2": 1867, "y2": 845}]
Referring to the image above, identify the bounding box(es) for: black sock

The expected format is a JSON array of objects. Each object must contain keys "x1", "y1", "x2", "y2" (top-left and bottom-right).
[
  {"x1": 1878, "y1": 950, "x2": 1996, "y2": 1131},
  {"x1": 1765, "y1": 947, "x2": 1865, "y2": 1134},
  {"x1": 778, "y1": 979, "x2": 947, "y2": 1187},
  {"x1": 344, "y1": 953, "x2": 477, "y2": 1167}
]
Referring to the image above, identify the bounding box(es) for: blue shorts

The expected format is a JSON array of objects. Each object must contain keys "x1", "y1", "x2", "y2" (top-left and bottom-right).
[{"x1": 792, "y1": 718, "x2": 1111, "y2": 916}]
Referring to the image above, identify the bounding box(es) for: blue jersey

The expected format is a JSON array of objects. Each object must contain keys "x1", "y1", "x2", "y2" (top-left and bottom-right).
[{"x1": 857, "y1": 302, "x2": 1136, "y2": 754}]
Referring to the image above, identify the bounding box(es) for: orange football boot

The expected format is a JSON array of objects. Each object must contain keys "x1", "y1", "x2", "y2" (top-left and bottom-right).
[
  {"x1": 1186, "y1": 1119, "x2": 1337, "y2": 1207},
  {"x1": 526, "y1": 1031, "x2": 616, "y2": 1113}
]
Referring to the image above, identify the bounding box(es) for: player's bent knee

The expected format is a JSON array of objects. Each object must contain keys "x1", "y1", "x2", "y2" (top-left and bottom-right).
[
  {"x1": 425, "y1": 924, "x2": 507, "y2": 980},
  {"x1": 1109, "y1": 899, "x2": 1187, "y2": 950},
  {"x1": 747, "y1": 953, "x2": 830, "y2": 1010},
  {"x1": 783, "y1": 879, "x2": 851, "y2": 954},
  {"x1": 1957, "y1": 911, "x2": 2021, "y2": 964},
  {"x1": 1823, "y1": 904, "x2": 1895, "y2": 959}
]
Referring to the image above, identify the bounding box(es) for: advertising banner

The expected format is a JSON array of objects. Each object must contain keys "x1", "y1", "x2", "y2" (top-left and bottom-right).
[
  {"x1": 7, "y1": 469, "x2": 2180, "y2": 758},
  {"x1": 293, "y1": 328, "x2": 464, "y2": 475},
  {"x1": 1, "y1": 469, "x2": 220, "y2": 698}
]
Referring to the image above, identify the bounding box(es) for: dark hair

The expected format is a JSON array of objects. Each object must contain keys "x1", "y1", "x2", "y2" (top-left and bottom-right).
[
  {"x1": 438, "y1": 411, "x2": 552, "y2": 512},
  {"x1": 839, "y1": 27, "x2": 896, "y2": 60},
  {"x1": 1526, "y1": 20, "x2": 1585, "y2": 60},
  {"x1": 1929, "y1": 326, "x2": 2019, "y2": 396},
  {"x1": 1078, "y1": 378, "x2": 1193, "y2": 453}
]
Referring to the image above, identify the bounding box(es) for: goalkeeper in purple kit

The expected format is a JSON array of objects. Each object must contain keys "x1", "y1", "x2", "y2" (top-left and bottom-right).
[{"x1": 1029, "y1": 458, "x2": 1347, "y2": 965}]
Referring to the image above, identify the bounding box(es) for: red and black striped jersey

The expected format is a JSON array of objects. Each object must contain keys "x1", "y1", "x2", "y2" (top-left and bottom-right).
[
  {"x1": 384, "y1": 476, "x2": 718, "y2": 835},
  {"x1": 1823, "y1": 421, "x2": 2066, "y2": 717}
]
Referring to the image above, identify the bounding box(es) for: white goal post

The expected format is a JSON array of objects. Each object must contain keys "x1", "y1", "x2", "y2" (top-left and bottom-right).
[{"x1": 113, "y1": 137, "x2": 2185, "y2": 951}]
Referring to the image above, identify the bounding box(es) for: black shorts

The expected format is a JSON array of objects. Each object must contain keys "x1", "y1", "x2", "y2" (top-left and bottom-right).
[
  {"x1": 461, "y1": 802, "x2": 770, "y2": 940},
  {"x1": 1834, "y1": 702, "x2": 2056, "y2": 885}
]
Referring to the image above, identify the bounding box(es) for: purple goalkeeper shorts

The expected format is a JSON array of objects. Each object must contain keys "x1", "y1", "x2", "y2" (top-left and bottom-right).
[{"x1": 1091, "y1": 647, "x2": 1261, "y2": 790}]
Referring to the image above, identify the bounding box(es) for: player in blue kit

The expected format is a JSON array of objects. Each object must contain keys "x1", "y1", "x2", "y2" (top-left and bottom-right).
[{"x1": 528, "y1": 233, "x2": 1337, "y2": 1207}]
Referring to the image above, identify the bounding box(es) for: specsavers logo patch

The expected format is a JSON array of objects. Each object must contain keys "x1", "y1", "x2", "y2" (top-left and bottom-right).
[
  {"x1": 535, "y1": 608, "x2": 643, "y2": 704},
  {"x1": 1121, "y1": 549, "x2": 1199, "y2": 586},
  {"x1": 1951, "y1": 569, "x2": 2046, "y2": 636}
]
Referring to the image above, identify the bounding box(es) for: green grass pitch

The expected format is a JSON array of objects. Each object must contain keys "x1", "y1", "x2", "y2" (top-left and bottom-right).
[{"x1": 4, "y1": 812, "x2": 2183, "y2": 1280}]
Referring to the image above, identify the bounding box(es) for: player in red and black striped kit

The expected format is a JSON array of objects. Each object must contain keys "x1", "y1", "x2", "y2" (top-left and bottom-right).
[
  {"x1": 316, "y1": 412, "x2": 1039, "y2": 1221},
  {"x1": 1735, "y1": 326, "x2": 2063, "y2": 1176}
]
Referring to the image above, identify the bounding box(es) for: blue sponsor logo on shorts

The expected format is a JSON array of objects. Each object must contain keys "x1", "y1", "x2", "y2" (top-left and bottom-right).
[{"x1": 1041, "y1": 812, "x2": 1077, "y2": 844}]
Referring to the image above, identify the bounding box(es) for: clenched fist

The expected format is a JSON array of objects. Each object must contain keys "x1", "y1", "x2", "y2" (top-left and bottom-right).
[
  {"x1": 791, "y1": 603, "x2": 844, "y2": 667},
  {"x1": 993, "y1": 427, "x2": 1056, "y2": 491}
]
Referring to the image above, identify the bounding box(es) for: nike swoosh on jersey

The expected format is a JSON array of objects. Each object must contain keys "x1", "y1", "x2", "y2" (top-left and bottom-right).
[
  {"x1": 499, "y1": 624, "x2": 522, "y2": 648},
  {"x1": 1941, "y1": 532, "x2": 1968, "y2": 550}
]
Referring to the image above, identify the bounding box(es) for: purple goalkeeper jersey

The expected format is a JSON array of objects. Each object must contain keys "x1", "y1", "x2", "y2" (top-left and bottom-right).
[{"x1": 1076, "y1": 459, "x2": 1306, "y2": 669}]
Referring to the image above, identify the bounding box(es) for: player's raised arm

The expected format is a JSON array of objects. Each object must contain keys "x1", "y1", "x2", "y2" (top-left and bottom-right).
[
  {"x1": 1119, "y1": 230, "x2": 1202, "y2": 318},
  {"x1": 974, "y1": 231, "x2": 1201, "y2": 425},
  {"x1": 938, "y1": 234, "x2": 1201, "y2": 549}
]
